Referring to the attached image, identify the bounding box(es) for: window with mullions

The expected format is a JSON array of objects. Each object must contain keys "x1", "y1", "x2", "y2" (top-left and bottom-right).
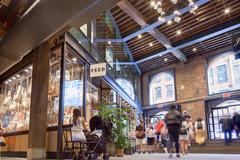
[
  {"x1": 155, "y1": 87, "x2": 161, "y2": 100},
  {"x1": 217, "y1": 65, "x2": 227, "y2": 83},
  {"x1": 207, "y1": 51, "x2": 240, "y2": 95},
  {"x1": 149, "y1": 70, "x2": 175, "y2": 105},
  {"x1": 166, "y1": 84, "x2": 173, "y2": 97}
]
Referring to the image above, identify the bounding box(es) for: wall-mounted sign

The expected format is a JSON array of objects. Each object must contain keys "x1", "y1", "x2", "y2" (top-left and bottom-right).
[{"x1": 90, "y1": 63, "x2": 107, "y2": 78}]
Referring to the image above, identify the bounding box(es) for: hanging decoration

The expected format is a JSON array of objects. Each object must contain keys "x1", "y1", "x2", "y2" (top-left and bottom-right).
[{"x1": 151, "y1": 0, "x2": 199, "y2": 23}]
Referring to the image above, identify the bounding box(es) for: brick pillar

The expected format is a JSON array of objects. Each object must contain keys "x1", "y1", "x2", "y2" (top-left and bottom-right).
[{"x1": 27, "y1": 42, "x2": 50, "y2": 160}]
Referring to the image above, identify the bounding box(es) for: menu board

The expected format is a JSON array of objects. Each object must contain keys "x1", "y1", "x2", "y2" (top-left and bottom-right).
[{"x1": 64, "y1": 80, "x2": 83, "y2": 107}]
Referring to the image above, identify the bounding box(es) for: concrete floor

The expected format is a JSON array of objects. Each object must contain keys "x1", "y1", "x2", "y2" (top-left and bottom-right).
[
  {"x1": 1, "y1": 154, "x2": 240, "y2": 160},
  {"x1": 110, "y1": 153, "x2": 240, "y2": 160}
]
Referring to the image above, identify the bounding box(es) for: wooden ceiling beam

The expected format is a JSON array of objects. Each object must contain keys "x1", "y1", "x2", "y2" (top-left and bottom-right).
[{"x1": 117, "y1": 0, "x2": 187, "y2": 62}]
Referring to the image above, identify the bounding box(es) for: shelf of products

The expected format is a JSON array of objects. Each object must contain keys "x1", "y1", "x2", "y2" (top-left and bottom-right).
[{"x1": 0, "y1": 65, "x2": 32, "y2": 133}]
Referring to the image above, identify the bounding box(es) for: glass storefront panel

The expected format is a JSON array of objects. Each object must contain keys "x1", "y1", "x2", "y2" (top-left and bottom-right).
[
  {"x1": 0, "y1": 65, "x2": 32, "y2": 133},
  {"x1": 48, "y1": 50, "x2": 61, "y2": 127},
  {"x1": 63, "y1": 52, "x2": 84, "y2": 125},
  {"x1": 86, "y1": 65, "x2": 99, "y2": 122}
]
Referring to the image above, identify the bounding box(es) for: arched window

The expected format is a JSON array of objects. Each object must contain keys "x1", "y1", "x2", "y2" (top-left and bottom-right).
[
  {"x1": 149, "y1": 70, "x2": 175, "y2": 105},
  {"x1": 207, "y1": 52, "x2": 240, "y2": 95},
  {"x1": 116, "y1": 78, "x2": 135, "y2": 100}
]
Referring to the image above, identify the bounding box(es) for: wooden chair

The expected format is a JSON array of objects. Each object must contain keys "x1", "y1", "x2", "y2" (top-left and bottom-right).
[{"x1": 63, "y1": 126, "x2": 86, "y2": 159}]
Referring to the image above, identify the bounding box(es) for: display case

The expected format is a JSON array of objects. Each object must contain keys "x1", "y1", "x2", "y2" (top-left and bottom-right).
[{"x1": 0, "y1": 65, "x2": 32, "y2": 133}]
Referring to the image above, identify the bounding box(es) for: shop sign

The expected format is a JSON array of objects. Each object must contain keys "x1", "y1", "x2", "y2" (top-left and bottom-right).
[
  {"x1": 222, "y1": 92, "x2": 231, "y2": 98},
  {"x1": 90, "y1": 63, "x2": 107, "y2": 78}
]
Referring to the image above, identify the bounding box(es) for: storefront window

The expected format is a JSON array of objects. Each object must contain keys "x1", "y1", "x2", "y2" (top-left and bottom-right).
[
  {"x1": 207, "y1": 51, "x2": 240, "y2": 94},
  {"x1": 86, "y1": 65, "x2": 99, "y2": 122},
  {"x1": 48, "y1": 50, "x2": 61, "y2": 127},
  {"x1": 63, "y1": 53, "x2": 84, "y2": 125},
  {"x1": 0, "y1": 65, "x2": 32, "y2": 133},
  {"x1": 149, "y1": 70, "x2": 175, "y2": 105}
]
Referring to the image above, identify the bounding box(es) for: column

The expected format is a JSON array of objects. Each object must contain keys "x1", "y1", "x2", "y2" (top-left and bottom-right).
[{"x1": 27, "y1": 42, "x2": 50, "y2": 160}]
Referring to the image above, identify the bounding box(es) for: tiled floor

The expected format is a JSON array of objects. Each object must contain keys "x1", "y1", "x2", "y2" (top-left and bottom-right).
[{"x1": 1, "y1": 154, "x2": 240, "y2": 160}]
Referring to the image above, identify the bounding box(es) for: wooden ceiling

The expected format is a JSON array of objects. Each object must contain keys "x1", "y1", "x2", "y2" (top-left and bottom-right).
[
  {"x1": 0, "y1": 0, "x2": 36, "y2": 41},
  {"x1": 103, "y1": 0, "x2": 240, "y2": 72}
]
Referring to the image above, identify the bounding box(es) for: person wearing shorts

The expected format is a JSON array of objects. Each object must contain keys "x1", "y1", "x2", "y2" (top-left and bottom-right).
[
  {"x1": 135, "y1": 120, "x2": 145, "y2": 153},
  {"x1": 146, "y1": 124, "x2": 155, "y2": 153}
]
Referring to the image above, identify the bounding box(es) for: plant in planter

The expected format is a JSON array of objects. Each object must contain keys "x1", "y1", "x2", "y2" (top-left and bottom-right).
[{"x1": 97, "y1": 104, "x2": 130, "y2": 157}]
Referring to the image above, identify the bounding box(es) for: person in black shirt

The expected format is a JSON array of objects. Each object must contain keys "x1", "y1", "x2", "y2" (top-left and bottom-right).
[
  {"x1": 232, "y1": 112, "x2": 240, "y2": 140},
  {"x1": 219, "y1": 114, "x2": 233, "y2": 145},
  {"x1": 165, "y1": 104, "x2": 181, "y2": 158}
]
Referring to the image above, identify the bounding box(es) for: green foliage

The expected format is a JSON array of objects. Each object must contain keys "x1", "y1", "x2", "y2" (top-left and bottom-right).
[{"x1": 97, "y1": 104, "x2": 130, "y2": 149}]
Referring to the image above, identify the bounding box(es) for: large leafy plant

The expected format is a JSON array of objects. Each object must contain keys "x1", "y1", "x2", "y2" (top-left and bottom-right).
[{"x1": 97, "y1": 104, "x2": 130, "y2": 149}]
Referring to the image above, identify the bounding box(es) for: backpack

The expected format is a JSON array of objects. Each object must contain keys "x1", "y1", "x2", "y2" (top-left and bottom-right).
[
  {"x1": 180, "y1": 125, "x2": 187, "y2": 135},
  {"x1": 197, "y1": 122, "x2": 203, "y2": 129}
]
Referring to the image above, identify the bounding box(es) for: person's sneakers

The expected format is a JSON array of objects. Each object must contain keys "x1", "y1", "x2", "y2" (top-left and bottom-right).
[
  {"x1": 168, "y1": 153, "x2": 173, "y2": 158},
  {"x1": 176, "y1": 153, "x2": 181, "y2": 158}
]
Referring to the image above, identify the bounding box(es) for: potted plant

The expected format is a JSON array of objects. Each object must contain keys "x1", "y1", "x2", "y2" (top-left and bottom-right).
[{"x1": 97, "y1": 104, "x2": 130, "y2": 157}]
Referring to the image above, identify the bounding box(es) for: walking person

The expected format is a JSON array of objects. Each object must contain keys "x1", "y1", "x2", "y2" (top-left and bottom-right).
[
  {"x1": 232, "y1": 112, "x2": 240, "y2": 140},
  {"x1": 146, "y1": 124, "x2": 155, "y2": 153},
  {"x1": 155, "y1": 118, "x2": 165, "y2": 143},
  {"x1": 135, "y1": 120, "x2": 145, "y2": 153},
  {"x1": 219, "y1": 114, "x2": 233, "y2": 145},
  {"x1": 194, "y1": 117, "x2": 206, "y2": 146},
  {"x1": 179, "y1": 117, "x2": 192, "y2": 156},
  {"x1": 165, "y1": 104, "x2": 182, "y2": 158}
]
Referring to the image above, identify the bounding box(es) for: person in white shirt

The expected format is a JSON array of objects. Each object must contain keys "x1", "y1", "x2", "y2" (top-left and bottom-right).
[
  {"x1": 146, "y1": 123, "x2": 155, "y2": 153},
  {"x1": 71, "y1": 108, "x2": 86, "y2": 141}
]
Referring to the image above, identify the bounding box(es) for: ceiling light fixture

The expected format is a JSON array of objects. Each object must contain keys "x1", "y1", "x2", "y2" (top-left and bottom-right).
[
  {"x1": 25, "y1": 69, "x2": 29, "y2": 73},
  {"x1": 224, "y1": 8, "x2": 230, "y2": 14},
  {"x1": 72, "y1": 57, "x2": 77, "y2": 62},
  {"x1": 177, "y1": 30, "x2": 182, "y2": 35},
  {"x1": 108, "y1": 41, "x2": 111, "y2": 45},
  {"x1": 8, "y1": 79, "x2": 12, "y2": 82},
  {"x1": 4, "y1": 81, "x2": 8, "y2": 84},
  {"x1": 16, "y1": 74, "x2": 20, "y2": 78},
  {"x1": 164, "y1": 58, "x2": 168, "y2": 62},
  {"x1": 138, "y1": 34, "x2": 142, "y2": 39},
  {"x1": 149, "y1": 42, "x2": 153, "y2": 46},
  {"x1": 193, "y1": 48, "x2": 197, "y2": 52},
  {"x1": 167, "y1": 20, "x2": 172, "y2": 25},
  {"x1": 12, "y1": 77, "x2": 16, "y2": 80},
  {"x1": 151, "y1": 0, "x2": 199, "y2": 24},
  {"x1": 29, "y1": 66, "x2": 33, "y2": 70}
]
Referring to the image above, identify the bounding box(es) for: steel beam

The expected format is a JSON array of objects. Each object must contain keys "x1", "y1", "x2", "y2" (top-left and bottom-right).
[
  {"x1": 117, "y1": 0, "x2": 187, "y2": 62},
  {"x1": 136, "y1": 23, "x2": 240, "y2": 64}
]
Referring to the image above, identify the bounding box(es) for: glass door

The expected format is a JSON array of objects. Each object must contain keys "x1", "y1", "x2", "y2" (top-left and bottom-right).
[{"x1": 209, "y1": 101, "x2": 240, "y2": 139}]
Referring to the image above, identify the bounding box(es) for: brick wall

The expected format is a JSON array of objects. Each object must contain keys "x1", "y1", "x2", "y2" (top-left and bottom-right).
[{"x1": 141, "y1": 46, "x2": 232, "y2": 121}]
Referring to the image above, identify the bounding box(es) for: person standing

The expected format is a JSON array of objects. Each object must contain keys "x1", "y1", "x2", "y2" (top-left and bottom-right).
[
  {"x1": 165, "y1": 104, "x2": 181, "y2": 158},
  {"x1": 146, "y1": 124, "x2": 155, "y2": 153},
  {"x1": 232, "y1": 112, "x2": 240, "y2": 140},
  {"x1": 219, "y1": 114, "x2": 233, "y2": 145},
  {"x1": 194, "y1": 117, "x2": 206, "y2": 146},
  {"x1": 155, "y1": 118, "x2": 164, "y2": 142},
  {"x1": 179, "y1": 117, "x2": 192, "y2": 156},
  {"x1": 135, "y1": 120, "x2": 145, "y2": 153}
]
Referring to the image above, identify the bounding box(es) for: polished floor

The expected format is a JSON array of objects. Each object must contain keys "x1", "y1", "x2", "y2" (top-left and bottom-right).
[
  {"x1": 1, "y1": 154, "x2": 240, "y2": 160},
  {"x1": 111, "y1": 153, "x2": 240, "y2": 160}
]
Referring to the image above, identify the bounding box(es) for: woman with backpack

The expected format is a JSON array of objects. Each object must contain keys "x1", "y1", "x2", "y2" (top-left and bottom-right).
[
  {"x1": 194, "y1": 117, "x2": 206, "y2": 146},
  {"x1": 179, "y1": 117, "x2": 192, "y2": 156}
]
